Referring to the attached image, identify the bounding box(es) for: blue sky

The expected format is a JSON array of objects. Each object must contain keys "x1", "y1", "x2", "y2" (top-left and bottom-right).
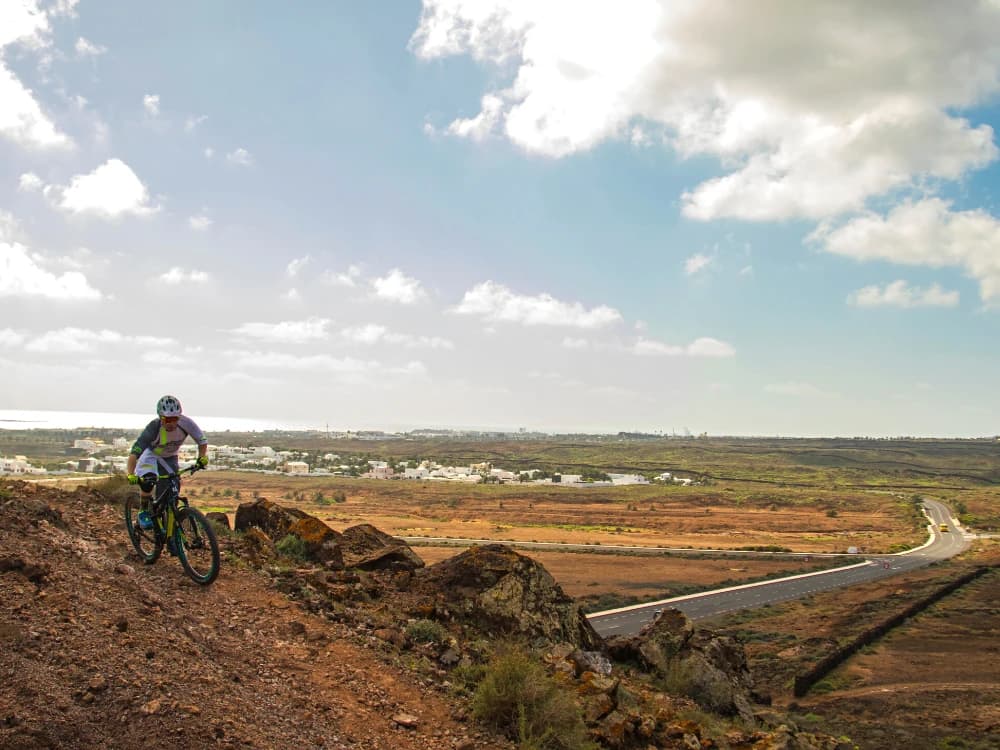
[{"x1": 2, "y1": 0, "x2": 999, "y2": 437}]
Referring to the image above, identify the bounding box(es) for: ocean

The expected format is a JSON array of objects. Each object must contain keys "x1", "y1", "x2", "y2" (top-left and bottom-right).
[{"x1": 0, "y1": 409, "x2": 317, "y2": 433}]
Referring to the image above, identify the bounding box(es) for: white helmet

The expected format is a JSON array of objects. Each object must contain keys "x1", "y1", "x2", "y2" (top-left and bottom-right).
[{"x1": 156, "y1": 394, "x2": 183, "y2": 417}]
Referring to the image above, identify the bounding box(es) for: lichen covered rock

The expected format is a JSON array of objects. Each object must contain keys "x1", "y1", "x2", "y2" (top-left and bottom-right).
[
  {"x1": 286, "y1": 516, "x2": 344, "y2": 568},
  {"x1": 415, "y1": 543, "x2": 602, "y2": 650},
  {"x1": 234, "y1": 498, "x2": 309, "y2": 538},
  {"x1": 340, "y1": 524, "x2": 424, "y2": 572}
]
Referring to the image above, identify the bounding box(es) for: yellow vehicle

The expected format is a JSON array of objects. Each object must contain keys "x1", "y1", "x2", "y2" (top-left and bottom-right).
[{"x1": 940, "y1": 523, "x2": 949, "y2": 532}]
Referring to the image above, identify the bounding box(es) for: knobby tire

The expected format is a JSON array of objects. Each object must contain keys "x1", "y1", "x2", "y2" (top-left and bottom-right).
[
  {"x1": 124, "y1": 495, "x2": 163, "y2": 564},
  {"x1": 175, "y1": 506, "x2": 220, "y2": 585}
]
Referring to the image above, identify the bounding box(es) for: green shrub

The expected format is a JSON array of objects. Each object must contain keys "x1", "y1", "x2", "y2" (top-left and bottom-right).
[
  {"x1": 472, "y1": 648, "x2": 596, "y2": 750},
  {"x1": 275, "y1": 533, "x2": 309, "y2": 561},
  {"x1": 449, "y1": 662, "x2": 488, "y2": 697},
  {"x1": 405, "y1": 618, "x2": 448, "y2": 645}
]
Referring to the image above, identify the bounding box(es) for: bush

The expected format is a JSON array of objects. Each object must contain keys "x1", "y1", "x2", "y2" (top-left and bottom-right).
[
  {"x1": 449, "y1": 662, "x2": 488, "y2": 697},
  {"x1": 405, "y1": 618, "x2": 448, "y2": 645},
  {"x1": 275, "y1": 533, "x2": 309, "y2": 561},
  {"x1": 472, "y1": 648, "x2": 596, "y2": 750},
  {"x1": 316, "y1": 490, "x2": 347, "y2": 506}
]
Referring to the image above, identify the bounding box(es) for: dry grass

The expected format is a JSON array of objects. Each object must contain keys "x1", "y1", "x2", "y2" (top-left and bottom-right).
[{"x1": 184, "y1": 471, "x2": 923, "y2": 554}]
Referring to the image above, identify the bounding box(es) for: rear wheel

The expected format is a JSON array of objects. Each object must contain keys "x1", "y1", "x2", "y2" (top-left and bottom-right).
[
  {"x1": 124, "y1": 495, "x2": 162, "y2": 564},
  {"x1": 175, "y1": 507, "x2": 220, "y2": 585}
]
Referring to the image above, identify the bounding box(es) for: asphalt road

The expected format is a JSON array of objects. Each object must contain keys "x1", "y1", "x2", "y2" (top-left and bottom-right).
[{"x1": 587, "y1": 499, "x2": 969, "y2": 638}]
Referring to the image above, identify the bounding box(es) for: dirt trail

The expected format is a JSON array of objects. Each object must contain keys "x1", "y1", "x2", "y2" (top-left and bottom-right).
[{"x1": 0, "y1": 482, "x2": 508, "y2": 750}]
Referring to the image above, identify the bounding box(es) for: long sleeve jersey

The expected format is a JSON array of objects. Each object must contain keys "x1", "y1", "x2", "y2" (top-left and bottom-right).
[{"x1": 129, "y1": 416, "x2": 208, "y2": 459}]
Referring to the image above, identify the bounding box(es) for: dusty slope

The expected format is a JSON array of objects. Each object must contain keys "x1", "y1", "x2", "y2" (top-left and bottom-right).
[{"x1": 0, "y1": 481, "x2": 509, "y2": 750}]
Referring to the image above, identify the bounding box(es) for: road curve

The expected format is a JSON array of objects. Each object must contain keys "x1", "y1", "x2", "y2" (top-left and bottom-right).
[{"x1": 587, "y1": 499, "x2": 969, "y2": 638}]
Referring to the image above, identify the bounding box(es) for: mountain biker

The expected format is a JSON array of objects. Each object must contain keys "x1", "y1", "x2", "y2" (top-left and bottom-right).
[{"x1": 126, "y1": 395, "x2": 209, "y2": 530}]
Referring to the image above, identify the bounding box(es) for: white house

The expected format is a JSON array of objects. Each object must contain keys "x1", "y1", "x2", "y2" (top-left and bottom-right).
[
  {"x1": 284, "y1": 461, "x2": 309, "y2": 475},
  {"x1": 73, "y1": 439, "x2": 101, "y2": 453},
  {"x1": 1, "y1": 455, "x2": 44, "y2": 475},
  {"x1": 404, "y1": 467, "x2": 429, "y2": 480},
  {"x1": 609, "y1": 473, "x2": 649, "y2": 486}
]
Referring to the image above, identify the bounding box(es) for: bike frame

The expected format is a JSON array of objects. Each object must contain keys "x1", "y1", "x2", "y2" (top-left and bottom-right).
[{"x1": 149, "y1": 465, "x2": 198, "y2": 539}]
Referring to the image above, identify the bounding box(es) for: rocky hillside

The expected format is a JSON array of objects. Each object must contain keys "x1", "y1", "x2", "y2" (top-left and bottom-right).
[{"x1": 1, "y1": 480, "x2": 851, "y2": 750}]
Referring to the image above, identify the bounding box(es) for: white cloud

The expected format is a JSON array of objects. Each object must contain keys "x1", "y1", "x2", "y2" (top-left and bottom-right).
[
  {"x1": 159, "y1": 267, "x2": 209, "y2": 284},
  {"x1": 684, "y1": 253, "x2": 712, "y2": 276},
  {"x1": 286, "y1": 255, "x2": 311, "y2": 277},
  {"x1": 226, "y1": 350, "x2": 427, "y2": 380},
  {"x1": 561, "y1": 337, "x2": 589, "y2": 349},
  {"x1": 226, "y1": 147, "x2": 254, "y2": 166},
  {"x1": 0, "y1": 328, "x2": 25, "y2": 347},
  {"x1": 1, "y1": 240, "x2": 101, "y2": 299},
  {"x1": 143, "y1": 94, "x2": 160, "y2": 116},
  {"x1": 47, "y1": 0, "x2": 79, "y2": 19},
  {"x1": 56, "y1": 159, "x2": 158, "y2": 218},
  {"x1": 282, "y1": 287, "x2": 300, "y2": 301},
  {"x1": 74, "y1": 36, "x2": 105, "y2": 57},
  {"x1": 18, "y1": 172, "x2": 43, "y2": 191},
  {"x1": 452, "y1": 280, "x2": 621, "y2": 328},
  {"x1": 446, "y1": 93, "x2": 505, "y2": 141},
  {"x1": 341, "y1": 324, "x2": 454, "y2": 349},
  {"x1": 371, "y1": 268, "x2": 427, "y2": 304},
  {"x1": 0, "y1": 65, "x2": 72, "y2": 149},
  {"x1": 0, "y1": 0, "x2": 49, "y2": 46},
  {"x1": 412, "y1": 1, "x2": 1000, "y2": 221},
  {"x1": 188, "y1": 214, "x2": 212, "y2": 231},
  {"x1": 632, "y1": 336, "x2": 735, "y2": 357},
  {"x1": 323, "y1": 264, "x2": 362, "y2": 287},
  {"x1": 814, "y1": 198, "x2": 1000, "y2": 304},
  {"x1": 765, "y1": 381, "x2": 837, "y2": 398},
  {"x1": 848, "y1": 280, "x2": 959, "y2": 308},
  {"x1": 203, "y1": 147, "x2": 214, "y2": 159},
  {"x1": 232, "y1": 318, "x2": 331, "y2": 343},
  {"x1": 0, "y1": 0, "x2": 67, "y2": 153},
  {"x1": 25, "y1": 327, "x2": 121, "y2": 353},
  {"x1": 20, "y1": 326, "x2": 173, "y2": 354}
]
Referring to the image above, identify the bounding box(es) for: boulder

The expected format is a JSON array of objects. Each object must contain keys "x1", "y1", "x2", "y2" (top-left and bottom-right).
[
  {"x1": 606, "y1": 607, "x2": 757, "y2": 723},
  {"x1": 205, "y1": 512, "x2": 230, "y2": 530},
  {"x1": 415, "y1": 544, "x2": 603, "y2": 650},
  {"x1": 234, "y1": 499, "x2": 309, "y2": 538},
  {"x1": 340, "y1": 524, "x2": 424, "y2": 572},
  {"x1": 286, "y1": 517, "x2": 344, "y2": 569},
  {"x1": 240, "y1": 527, "x2": 277, "y2": 563}
]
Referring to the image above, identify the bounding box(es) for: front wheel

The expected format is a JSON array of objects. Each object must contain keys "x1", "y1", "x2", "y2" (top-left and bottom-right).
[
  {"x1": 175, "y1": 507, "x2": 220, "y2": 585},
  {"x1": 124, "y1": 495, "x2": 162, "y2": 564}
]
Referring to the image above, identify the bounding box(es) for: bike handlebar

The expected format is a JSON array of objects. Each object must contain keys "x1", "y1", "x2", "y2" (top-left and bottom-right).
[{"x1": 153, "y1": 464, "x2": 202, "y2": 479}]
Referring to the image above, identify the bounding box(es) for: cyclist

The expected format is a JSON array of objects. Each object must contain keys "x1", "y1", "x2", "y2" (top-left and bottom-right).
[{"x1": 127, "y1": 395, "x2": 209, "y2": 530}]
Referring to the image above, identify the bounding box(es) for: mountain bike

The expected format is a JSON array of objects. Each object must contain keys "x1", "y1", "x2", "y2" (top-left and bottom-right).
[{"x1": 124, "y1": 464, "x2": 220, "y2": 585}]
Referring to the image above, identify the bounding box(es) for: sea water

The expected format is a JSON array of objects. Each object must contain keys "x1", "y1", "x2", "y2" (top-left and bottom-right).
[{"x1": 0, "y1": 409, "x2": 313, "y2": 433}]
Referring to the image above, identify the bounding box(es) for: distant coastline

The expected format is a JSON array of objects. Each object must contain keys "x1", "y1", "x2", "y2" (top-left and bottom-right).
[{"x1": 0, "y1": 410, "x2": 314, "y2": 433}]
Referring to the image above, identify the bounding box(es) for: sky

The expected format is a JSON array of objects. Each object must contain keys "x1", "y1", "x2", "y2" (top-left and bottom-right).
[{"x1": 2, "y1": 0, "x2": 1000, "y2": 438}]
